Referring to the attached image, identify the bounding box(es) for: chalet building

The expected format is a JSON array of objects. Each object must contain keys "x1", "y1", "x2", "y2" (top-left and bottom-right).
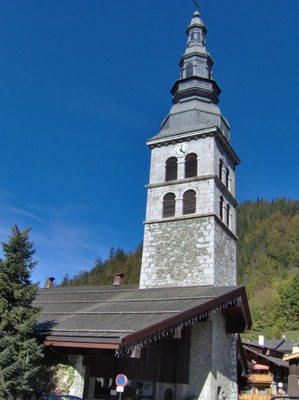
[
  {"x1": 35, "y1": 9, "x2": 251, "y2": 400},
  {"x1": 239, "y1": 337, "x2": 299, "y2": 398}
]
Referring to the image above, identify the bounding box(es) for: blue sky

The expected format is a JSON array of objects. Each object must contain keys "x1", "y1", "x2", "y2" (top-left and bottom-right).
[{"x1": 0, "y1": 0, "x2": 298, "y2": 285}]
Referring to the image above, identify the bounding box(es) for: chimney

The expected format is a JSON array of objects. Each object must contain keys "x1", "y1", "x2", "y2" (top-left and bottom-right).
[
  {"x1": 44, "y1": 277, "x2": 55, "y2": 288},
  {"x1": 113, "y1": 273, "x2": 125, "y2": 286},
  {"x1": 258, "y1": 334, "x2": 265, "y2": 347}
]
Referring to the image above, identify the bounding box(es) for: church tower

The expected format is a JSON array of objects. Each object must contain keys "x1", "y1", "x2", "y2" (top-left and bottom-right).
[{"x1": 140, "y1": 10, "x2": 240, "y2": 289}]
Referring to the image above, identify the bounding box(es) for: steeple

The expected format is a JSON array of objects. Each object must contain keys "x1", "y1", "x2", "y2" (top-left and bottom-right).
[
  {"x1": 149, "y1": 10, "x2": 230, "y2": 143},
  {"x1": 139, "y1": 9, "x2": 239, "y2": 290},
  {"x1": 180, "y1": 10, "x2": 212, "y2": 80},
  {"x1": 172, "y1": 10, "x2": 220, "y2": 106}
]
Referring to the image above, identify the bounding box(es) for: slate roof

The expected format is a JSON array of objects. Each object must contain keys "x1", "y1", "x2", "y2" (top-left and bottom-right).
[
  {"x1": 243, "y1": 339, "x2": 296, "y2": 354},
  {"x1": 35, "y1": 284, "x2": 250, "y2": 353},
  {"x1": 243, "y1": 345, "x2": 289, "y2": 369}
]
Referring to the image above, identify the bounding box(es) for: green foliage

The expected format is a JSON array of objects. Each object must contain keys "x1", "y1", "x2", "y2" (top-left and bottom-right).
[
  {"x1": 0, "y1": 225, "x2": 44, "y2": 400},
  {"x1": 238, "y1": 199, "x2": 299, "y2": 339},
  {"x1": 61, "y1": 198, "x2": 299, "y2": 340},
  {"x1": 61, "y1": 243, "x2": 143, "y2": 286}
]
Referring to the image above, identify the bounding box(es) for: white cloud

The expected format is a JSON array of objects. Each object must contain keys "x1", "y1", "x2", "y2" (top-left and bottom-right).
[{"x1": 0, "y1": 193, "x2": 110, "y2": 286}]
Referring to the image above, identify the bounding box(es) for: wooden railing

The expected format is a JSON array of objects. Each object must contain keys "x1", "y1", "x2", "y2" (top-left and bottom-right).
[
  {"x1": 248, "y1": 372, "x2": 273, "y2": 384},
  {"x1": 239, "y1": 394, "x2": 272, "y2": 400}
]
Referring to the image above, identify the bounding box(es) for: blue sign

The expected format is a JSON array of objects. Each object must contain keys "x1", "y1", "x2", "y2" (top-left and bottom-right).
[{"x1": 115, "y1": 374, "x2": 128, "y2": 387}]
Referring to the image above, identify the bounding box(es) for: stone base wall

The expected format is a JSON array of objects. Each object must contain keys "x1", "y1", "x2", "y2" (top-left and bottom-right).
[
  {"x1": 188, "y1": 314, "x2": 238, "y2": 400},
  {"x1": 155, "y1": 382, "x2": 189, "y2": 400},
  {"x1": 140, "y1": 216, "x2": 236, "y2": 288},
  {"x1": 140, "y1": 217, "x2": 214, "y2": 288},
  {"x1": 214, "y1": 221, "x2": 237, "y2": 286},
  {"x1": 68, "y1": 355, "x2": 86, "y2": 398}
]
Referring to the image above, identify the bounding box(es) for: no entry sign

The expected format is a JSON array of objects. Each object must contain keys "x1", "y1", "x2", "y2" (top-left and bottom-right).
[{"x1": 115, "y1": 374, "x2": 128, "y2": 387}]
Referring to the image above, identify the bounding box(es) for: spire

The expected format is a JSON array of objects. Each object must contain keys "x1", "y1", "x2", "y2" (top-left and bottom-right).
[
  {"x1": 171, "y1": 10, "x2": 220, "y2": 105},
  {"x1": 149, "y1": 8, "x2": 230, "y2": 143},
  {"x1": 181, "y1": 10, "x2": 211, "y2": 80}
]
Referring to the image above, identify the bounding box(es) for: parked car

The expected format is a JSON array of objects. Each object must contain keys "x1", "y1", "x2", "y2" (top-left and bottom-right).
[{"x1": 43, "y1": 395, "x2": 83, "y2": 400}]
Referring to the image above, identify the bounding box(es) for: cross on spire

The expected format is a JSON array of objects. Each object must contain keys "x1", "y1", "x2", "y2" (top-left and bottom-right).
[{"x1": 193, "y1": 0, "x2": 200, "y2": 12}]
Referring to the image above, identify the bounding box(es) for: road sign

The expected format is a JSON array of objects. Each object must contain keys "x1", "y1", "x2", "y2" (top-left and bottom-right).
[{"x1": 115, "y1": 374, "x2": 128, "y2": 387}]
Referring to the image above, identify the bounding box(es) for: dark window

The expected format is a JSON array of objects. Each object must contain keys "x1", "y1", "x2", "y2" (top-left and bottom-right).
[
  {"x1": 219, "y1": 196, "x2": 224, "y2": 220},
  {"x1": 185, "y1": 153, "x2": 198, "y2": 178},
  {"x1": 186, "y1": 62, "x2": 193, "y2": 78},
  {"x1": 225, "y1": 167, "x2": 229, "y2": 188},
  {"x1": 219, "y1": 159, "x2": 223, "y2": 181},
  {"x1": 183, "y1": 190, "x2": 196, "y2": 215},
  {"x1": 163, "y1": 193, "x2": 176, "y2": 218},
  {"x1": 165, "y1": 157, "x2": 178, "y2": 181},
  {"x1": 226, "y1": 204, "x2": 230, "y2": 226}
]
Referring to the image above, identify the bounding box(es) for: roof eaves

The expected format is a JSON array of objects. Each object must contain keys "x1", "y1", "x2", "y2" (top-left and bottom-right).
[{"x1": 120, "y1": 286, "x2": 250, "y2": 354}]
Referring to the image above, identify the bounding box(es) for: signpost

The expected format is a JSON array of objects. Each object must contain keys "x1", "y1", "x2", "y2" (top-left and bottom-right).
[{"x1": 115, "y1": 374, "x2": 128, "y2": 400}]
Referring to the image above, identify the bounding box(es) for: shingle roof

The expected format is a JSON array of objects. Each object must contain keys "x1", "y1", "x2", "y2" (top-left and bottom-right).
[
  {"x1": 243, "y1": 345, "x2": 289, "y2": 368},
  {"x1": 243, "y1": 339, "x2": 296, "y2": 354},
  {"x1": 35, "y1": 284, "x2": 250, "y2": 353}
]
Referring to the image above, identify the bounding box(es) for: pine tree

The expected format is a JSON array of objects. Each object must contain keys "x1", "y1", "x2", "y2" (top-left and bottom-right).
[{"x1": 0, "y1": 225, "x2": 44, "y2": 399}]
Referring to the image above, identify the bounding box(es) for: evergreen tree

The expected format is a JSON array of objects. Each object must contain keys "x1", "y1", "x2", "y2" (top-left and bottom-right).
[{"x1": 0, "y1": 225, "x2": 44, "y2": 399}]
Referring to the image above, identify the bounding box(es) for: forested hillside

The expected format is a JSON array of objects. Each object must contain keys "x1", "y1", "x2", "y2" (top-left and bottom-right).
[
  {"x1": 61, "y1": 244, "x2": 142, "y2": 287},
  {"x1": 237, "y1": 199, "x2": 299, "y2": 338},
  {"x1": 60, "y1": 198, "x2": 299, "y2": 339}
]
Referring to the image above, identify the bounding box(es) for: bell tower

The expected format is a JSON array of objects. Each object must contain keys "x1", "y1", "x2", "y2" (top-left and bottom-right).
[{"x1": 139, "y1": 11, "x2": 240, "y2": 289}]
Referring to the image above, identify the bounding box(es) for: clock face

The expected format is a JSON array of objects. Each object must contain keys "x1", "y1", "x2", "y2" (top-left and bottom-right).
[{"x1": 175, "y1": 143, "x2": 189, "y2": 157}]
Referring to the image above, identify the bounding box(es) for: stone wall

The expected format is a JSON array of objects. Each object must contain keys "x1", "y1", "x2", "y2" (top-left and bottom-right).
[
  {"x1": 212, "y1": 313, "x2": 238, "y2": 400},
  {"x1": 140, "y1": 215, "x2": 236, "y2": 288},
  {"x1": 68, "y1": 355, "x2": 86, "y2": 398},
  {"x1": 188, "y1": 314, "x2": 238, "y2": 400},
  {"x1": 140, "y1": 216, "x2": 215, "y2": 288},
  {"x1": 214, "y1": 221, "x2": 237, "y2": 286},
  {"x1": 188, "y1": 321, "x2": 213, "y2": 399}
]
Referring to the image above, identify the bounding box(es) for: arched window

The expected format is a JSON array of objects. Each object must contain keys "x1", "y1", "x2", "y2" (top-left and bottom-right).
[
  {"x1": 219, "y1": 196, "x2": 224, "y2": 220},
  {"x1": 183, "y1": 190, "x2": 196, "y2": 215},
  {"x1": 164, "y1": 388, "x2": 173, "y2": 400},
  {"x1": 226, "y1": 204, "x2": 230, "y2": 226},
  {"x1": 225, "y1": 167, "x2": 230, "y2": 188},
  {"x1": 186, "y1": 62, "x2": 193, "y2": 78},
  {"x1": 219, "y1": 159, "x2": 223, "y2": 181},
  {"x1": 163, "y1": 193, "x2": 176, "y2": 218},
  {"x1": 165, "y1": 157, "x2": 178, "y2": 181},
  {"x1": 185, "y1": 153, "x2": 197, "y2": 178}
]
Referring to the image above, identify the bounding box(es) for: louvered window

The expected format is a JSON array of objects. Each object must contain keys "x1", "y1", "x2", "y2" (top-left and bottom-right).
[
  {"x1": 185, "y1": 153, "x2": 197, "y2": 178},
  {"x1": 186, "y1": 62, "x2": 193, "y2": 78},
  {"x1": 225, "y1": 167, "x2": 230, "y2": 189},
  {"x1": 163, "y1": 193, "x2": 176, "y2": 218},
  {"x1": 219, "y1": 159, "x2": 223, "y2": 181},
  {"x1": 183, "y1": 190, "x2": 196, "y2": 215},
  {"x1": 165, "y1": 157, "x2": 178, "y2": 181},
  {"x1": 226, "y1": 204, "x2": 230, "y2": 226},
  {"x1": 219, "y1": 196, "x2": 224, "y2": 220}
]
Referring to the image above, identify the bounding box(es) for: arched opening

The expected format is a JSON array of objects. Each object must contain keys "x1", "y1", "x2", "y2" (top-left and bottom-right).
[
  {"x1": 186, "y1": 62, "x2": 193, "y2": 78},
  {"x1": 185, "y1": 153, "x2": 197, "y2": 178},
  {"x1": 163, "y1": 193, "x2": 176, "y2": 218},
  {"x1": 219, "y1": 159, "x2": 223, "y2": 181},
  {"x1": 219, "y1": 196, "x2": 224, "y2": 220},
  {"x1": 226, "y1": 204, "x2": 230, "y2": 226},
  {"x1": 225, "y1": 167, "x2": 230, "y2": 189},
  {"x1": 165, "y1": 157, "x2": 178, "y2": 181},
  {"x1": 183, "y1": 190, "x2": 196, "y2": 215}
]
